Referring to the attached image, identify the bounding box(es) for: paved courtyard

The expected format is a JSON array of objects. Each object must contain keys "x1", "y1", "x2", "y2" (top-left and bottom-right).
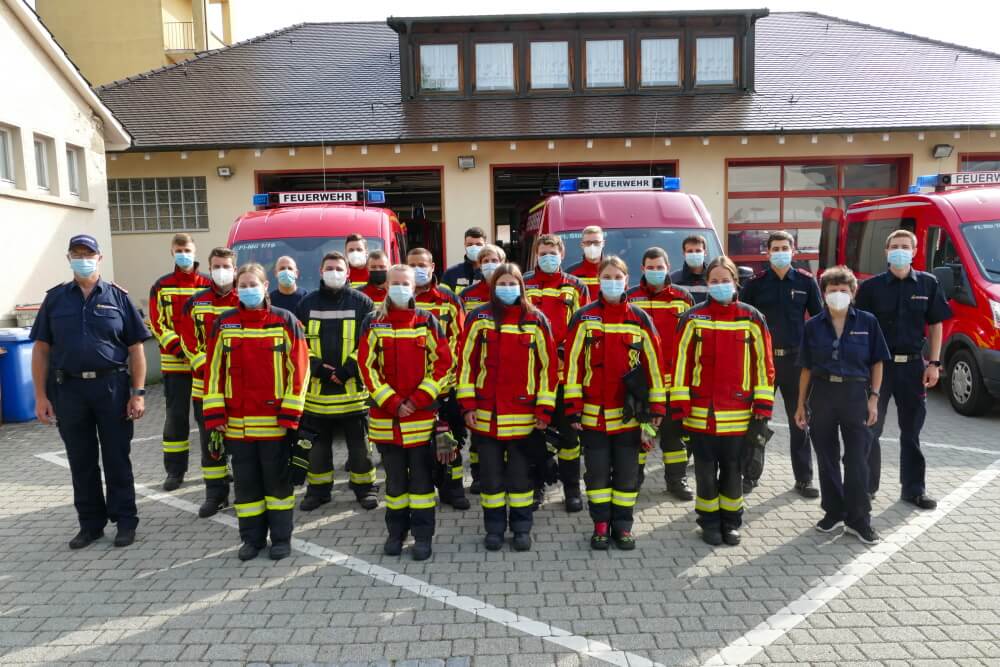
[{"x1": 0, "y1": 384, "x2": 998, "y2": 666}]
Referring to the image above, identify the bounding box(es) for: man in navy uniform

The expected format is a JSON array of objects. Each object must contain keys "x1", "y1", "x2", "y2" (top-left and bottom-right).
[
  {"x1": 855, "y1": 228, "x2": 952, "y2": 509},
  {"x1": 31, "y1": 234, "x2": 151, "y2": 549},
  {"x1": 670, "y1": 235, "x2": 710, "y2": 303},
  {"x1": 740, "y1": 231, "x2": 823, "y2": 497},
  {"x1": 441, "y1": 226, "x2": 487, "y2": 292}
]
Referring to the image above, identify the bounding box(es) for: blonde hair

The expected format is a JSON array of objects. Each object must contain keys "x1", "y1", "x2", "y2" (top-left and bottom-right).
[
  {"x1": 885, "y1": 229, "x2": 917, "y2": 249},
  {"x1": 375, "y1": 264, "x2": 415, "y2": 319},
  {"x1": 236, "y1": 263, "x2": 270, "y2": 307},
  {"x1": 479, "y1": 243, "x2": 506, "y2": 264},
  {"x1": 581, "y1": 225, "x2": 604, "y2": 237},
  {"x1": 598, "y1": 255, "x2": 629, "y2": 277},
  {"x1": 171, "y1": 233, "x2": 194, "y2": 247}
]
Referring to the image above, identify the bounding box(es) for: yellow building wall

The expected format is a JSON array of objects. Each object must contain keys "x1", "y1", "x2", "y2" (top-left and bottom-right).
[
  {"x1": 36, "y1": 0, "x2": 166, "y2": 86},
  {"x1": 160, "y1": 0, "x2": 192, "y2": 25},
  {"x1": 1, "y1": 1, "x2": 116, "y2": 321},
  {"x1": 107, "y1": 130, "x2": 998, "y2": 312}
]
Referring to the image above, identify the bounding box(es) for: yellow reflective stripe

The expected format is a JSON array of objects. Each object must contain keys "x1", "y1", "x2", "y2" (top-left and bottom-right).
[
  {"x1": 385, "y1": 493, "x2": 409, "y2": 510},
  {"x1": 748, "y1": 319, "x2": 771, "y2": 399},
  {"x1": 371, "y1": 384, "x2": 396, "y2": 407},
  {"x1": 400, "y1": 419, "x2": 435, "y2": 433},
  {"x1": 341, "y1": 319, "x2": 356, "y2": 364},
  {"x1": 418, "y1": 378, "x2": 442, "y2": 399},
  {"x1": 469, "y1": 451, "x2": 479, "y2": 464},
  {"x1": 695, "y1": 495, "x2": 720, "y2": 512},
  {"x1": 481, "y1": 492, "x2": 506, "y2": 509},
  {"x1": 202, "y1": 394, "x2": 225, "y2": 410},
  {"x1": 670, "y1": 387, "x2": 691, "y2": 401},
  {"x1": 682, "y1": 417, "x2": 708, "y2": 430},
  {"x1": 265, "y1": 495, "x2": 295, "y2": 511},
  {"x1": 663, "y1": 450, "x2": 688, "y2": 465},
  {"x1": 163, "y1": 440, "x2": 189, "y2": 453},
  {"x1": 716, "y1": 409, "x2": 752, "y2": 421},
  {"x1": 754, "y1": 386, "x2": 775, "y2": 401},
  {"x1": 720, "y1": 494, "x2": 743, "y2": 512},
  {"x1": 508, "y1": 491, "x2": 534, "y2": 508},
  {"x1": 450, "y1": 465, "x2": 464, "y2": 480},
  {"x1": 612, "y1": 490, "x2": 639, "y2": 507},
  {"x1": 349, "y1": 469, "x2": 376, "y2": 485},
  {"x1": 637, "y1": 451, "x2": 647, "y2": 465},
  {"x1": 201, "y1": 465, "x2": 227, "y2": 480},
  {"x1": 586, "y1": 487, "x2": 612, "y2": 503},
  {"x1": 409, "y1": 492, "x2": 437, "y2": 510},
  {"x1": 565, "y1": 319, "x2": 588, "y2": 388},
  {"x1": 364, "y1": 329, "x2": 397, "y2": 407},
  {"x1": 558, "y1": 445, "x2": 580, "y2": 461},
  {"x1": 497, "y1": 424, "x2": 535, "y2": 438},
  {"x1": 235, "y1": 500, "x2": 266, "y2": 517},
  {"x1": 673, "y1": 318, "x2": 697, "y2": 399},
  {"x1": 307, "y1": 471, "x2": 334, "y2": 485},
  {"x1": 716, "y1": 421, "x2": 750, "y2": 434},
  {"x1": 459, "y1": 319, "x2": 490, "y2": 394}
]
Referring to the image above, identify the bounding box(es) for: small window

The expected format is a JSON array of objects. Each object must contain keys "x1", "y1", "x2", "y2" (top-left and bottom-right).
[
  {"x1": 728, "y1": 165, "x2": 780, "y2": 192},
  {"x1": 696, "y1": 36, "x2": 735, "y2": 86},
  {"x1": 530, "y1": 41, "x2": 570, "y2": 90},
  {"x1": 727, "y1": 197, "x2": 779, "y2": 225},
  {"x1": 784, "y1": 165, "x2": 836, "y2": 191},
  {"x1": 475, "y1": 43, "x2": 514, "y2": 92},
  {"x1": 960, "y1": 156, "x2": 1000, "y2": 172},
  {"x1": 108, "y1": 175, "x2": 208, "y2": 233},
  {"x1": 66, "y1": 146, "x2": 82, "y2": 196},
  {"x1": 0, "y1": 127, "x2": 14, "y2": 185},
  {"x1": 585, "y1": 39, "x2": 624, "y2": 89},
  {"x1": 33, "y1": 136, "x2": 51, "y2": 191},
  {"x1": 419, "y1": 44, "x2": 460, "y2": 92},
  {"x1": 927, "y1": 227, "x2": 960, "y2": 270},
  {"x1": 640, "y1": 38, "x2": 679, "y2": 87}
]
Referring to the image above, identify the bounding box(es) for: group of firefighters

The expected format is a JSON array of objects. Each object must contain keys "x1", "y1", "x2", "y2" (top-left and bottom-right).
[{"x1": 143, "y1": 222, "x2": 949, "y2": 561}]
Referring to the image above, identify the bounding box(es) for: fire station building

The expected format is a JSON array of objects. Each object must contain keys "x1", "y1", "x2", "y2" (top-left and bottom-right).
[{"x1": 93, "y1": 9, "x2": 1000, "y2": 310}]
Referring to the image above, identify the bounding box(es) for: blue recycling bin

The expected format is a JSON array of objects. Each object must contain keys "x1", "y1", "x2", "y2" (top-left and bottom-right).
[{"x1": 0, "y1": 328, "x2": 36, "y2": 423}]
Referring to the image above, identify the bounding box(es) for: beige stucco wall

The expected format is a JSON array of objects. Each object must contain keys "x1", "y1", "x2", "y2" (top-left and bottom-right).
[
  {"x1": 36, "y1": 0, "x2": 165, "y2": 86},
  {"x1": 1, "y1": 1, "x2": 116, "y2": 324},
  {"x1": 107, "y1": 130, "x2": 998, "y2": 311}
]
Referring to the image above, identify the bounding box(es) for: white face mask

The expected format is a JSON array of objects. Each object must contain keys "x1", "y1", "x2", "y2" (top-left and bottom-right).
[
  {"x1": 211, "y1": 268, "x2": 234, "y2": 288},
  {"x1": 583, "y1": 244, "x2": 603, "y2": 261},
  {"x1": 825, "y1": 291, "x2": 851, "y2": 312},
  {"x1": 347, "y1": 250, "x2": 367, "y2": 268},
  {"x1": 322, "y1": 269, "x2": 347, "y2": 289}
]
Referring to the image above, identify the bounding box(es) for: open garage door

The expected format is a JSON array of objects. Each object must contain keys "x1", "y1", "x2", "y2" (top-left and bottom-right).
[
  {"x1": 493, "y1": 162, "x2": 677, "y2": 265},
  {"x1": 257, "y1": 169, "x2": 445, "y2": 265}
]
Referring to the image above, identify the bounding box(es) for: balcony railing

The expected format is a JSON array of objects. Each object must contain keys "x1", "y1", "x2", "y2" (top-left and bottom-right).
[{"x1": 163, "y1": 22, "x2": 195, "y2": 51}]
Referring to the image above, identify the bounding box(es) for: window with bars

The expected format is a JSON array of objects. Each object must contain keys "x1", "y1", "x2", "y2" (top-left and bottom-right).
[
  {"x1": 726, "y1": 158, "x2": 906, "y2": 271},
  {"x1": 108, "y1": 177, "x2": 208, "y2": 233}
]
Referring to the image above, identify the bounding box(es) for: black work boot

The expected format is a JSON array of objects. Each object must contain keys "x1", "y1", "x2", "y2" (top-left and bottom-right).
[
  {"x1": 299, "y1": 495, "x2": 330, "y2": 512},
  {"x1": 162, "y1": 474, "x2": 184, "y2": 492},
  {"x1": 198, "y1": 493, "x2": 228, "y2": 518},
  {"x1": 411, "y1": 539, "x2": 432, "y2": 561},
  {"x1": 356, "y1": 486, "x2": 379, "y2": 511},
  {"x1": 69, "y1": 529, "x2": 103, "y2": 550},
  {"x1": 666, "y1": 478, "x2": 694, "y2": 501},
  {"x1": 564, "y1": 484, "x2": 583, "y2": 513},
  {"x1": 238, "y1": 542, "x2": 263, "y2": 561}
]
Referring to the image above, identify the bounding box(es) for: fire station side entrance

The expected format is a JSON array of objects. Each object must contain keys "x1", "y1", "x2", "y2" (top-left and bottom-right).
[
  {"x1": 492, "y1": 162, "x2": 678, "y2": 265},
  {"x1": 257, "y1": 168, "x2": 445, "y2": 264}
]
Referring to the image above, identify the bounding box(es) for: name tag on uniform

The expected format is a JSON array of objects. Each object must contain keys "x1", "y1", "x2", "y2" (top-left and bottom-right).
[
  {"x1": 95, "y1": 303, "x2": 120, "y2": 311},
  {"x1": 848, "y1": 330, "x2": 869, "y2": 336},
  {"x1": 790, "y1": 289, "x2": 807, "y2": 297},
  {"x1": 456, "y1": 278, "x2": 470, "y2": 286},
  {"x1": 690, "y1": 314, "x2": 711, "y2": 320},
  {"x1": 221, "y1": 323, "x2": 241, "y2": 329},
  {"x1": 369, "y1": 322, "x2": 392, "y2": 329},
  {"x1": 911, "y1": 295, "x2": 928, "y2": 301},
  {"x1": 582, "y1": 315, "x2": 602, "y2": 321}
]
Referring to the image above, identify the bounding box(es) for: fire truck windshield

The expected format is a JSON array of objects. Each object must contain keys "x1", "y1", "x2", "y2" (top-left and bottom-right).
[
  {"x1": 231, "y1": 236, "x2": 385, "y2": 282},
  {"x1": 962, "y1": 222, "x2": 1000, "y2": 282}
]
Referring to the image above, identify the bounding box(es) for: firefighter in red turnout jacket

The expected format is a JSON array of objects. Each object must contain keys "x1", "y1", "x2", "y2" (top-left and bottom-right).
[
  {"x1": 457, "y1": 263, "x2": 558, "y2": 551},
  {"x1": 672, "y1": 256, "x2": 775, "y2": 547},
  {"x1": 523, "y1": 234, "x2": 589, "y2": 512},
  {"x1": 148, "y1": 233, "x2": 212, "y2": 490},
  {"x1": 358, "y1": 265, "x2": 453, "y2": 561},
  {"x1": 177, "y1": 247, "x2": 240, "y2": 517},
  {"x1": 626, "y1": 247, "x2": 695, "y2": 499},
  {"x1": 203, "y1": 263, "x2": 310, "y2": 561},
  {"x1": 565, "y1": 256, "x2": 667, "y2": 550}
]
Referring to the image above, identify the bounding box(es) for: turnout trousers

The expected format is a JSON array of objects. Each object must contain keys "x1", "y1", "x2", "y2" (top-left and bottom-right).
[
  {"x1": 53, "y1": 372, "x2": 138, "y2": 533},
  {"x1": 161, "y1": 372, "x2": 192, "y2": 476},
  {"x1": 301, "y1": 412, "x2": 376, "y2": 501},
  {"x1": 808, "y1": 379, "x2": 873, "y2": 531},
  {"x1": 869, "y1": 358, "x2": 927, "y2": 498},
  {"x1": 532, "y1": 386, "x2": 581, "y2": 494},
  {"x1": 638, "y1": 417, "x2": 688, "y2": 486},
  {"x1": 476, "y1": 434, "x2": 534, "y2": 535},
  {"x1": 581, "y1": 429, "x2": 641, "y2": 531},
  {"x1": 378, "y1": 443, "x2": 436, "y2": 541},
  {"x1": 434, "y1": 391, "x2": 469, "y2": 499},
  {"x1": 690, "y1": 433, "x2": 744, "y2": 530},
  {"x1": 230, "y1": 438, "x2": 293, "y2": 548},
  {"x1": 193, "y1": 400, "x2": 229, "y2": 501}
]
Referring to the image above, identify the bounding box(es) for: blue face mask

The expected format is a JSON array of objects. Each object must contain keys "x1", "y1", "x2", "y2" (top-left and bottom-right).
[
  {"x1": 277, "y1": 269, "x2": 296, "y2": 287},
  {"x1": 238, "y1": 286, "x2": 265, "y2": 308},
  {"x1": 644, "y1": 269, "x2": 667, "y2": 286},
  {"x1": 466, "y1": 244, "x2": 483, "y2": 262},
  {"x1": 413, "y1": 267, "x2": 432, "y2": 286},
  {"x1": 480, "y1": 261, "x2": 500, "y2": 280},
  {"x1": 887, "y1": 248, "x2": 913, "y2": 270},
  {"x1": 174, "y1": 252, "x2": 194, "y2": 269},
  {"x1": 770, "y1": 251, "x2": 792, "y2": 270},
  {"x1": 600, "y1": 278, "x2": 627, "y2": 300},
  {"x1": 537, "y1": 254, "x2": 561, "y2": 274},
  {"x1": 684, "y1": 252, "x2": 705, "y2": 268},
  {"x1": 494, "y1": 284, "x2": 520, "y2": 305},
  {"x1": 70, "y1": 257, "x2": 98, "y2": 278},
  {"x1": 388, "y1": 284, "x2": 414, "y2": 307},
  {"x1": 708, "y1": 282, "x2": 736, "y2": 303}
]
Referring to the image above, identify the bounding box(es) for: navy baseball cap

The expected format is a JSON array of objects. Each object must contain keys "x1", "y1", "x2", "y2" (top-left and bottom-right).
[{"x1": 68, "y1": 234, "x2": 100, "y2": 253}]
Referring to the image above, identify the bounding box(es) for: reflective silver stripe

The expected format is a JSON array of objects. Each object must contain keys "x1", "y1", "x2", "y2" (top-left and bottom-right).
[
  {"x1": 848, "y1": 200, "x2": 930, "y2": 214},
  {"x1": 308, "y1": 310, "x2": 356, "y2": 319}
]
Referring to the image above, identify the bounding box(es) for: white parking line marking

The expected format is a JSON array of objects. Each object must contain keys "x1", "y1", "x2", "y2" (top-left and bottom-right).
[
  {"x1": 701, "y1": 457, "x2": 1000, "y2": 667},
  {"x1": 770, "y1": 421, "x2": 999, "y2": 455},
  {"x1": 35, "y1": 450, "x2": 663, "y2": 667}
]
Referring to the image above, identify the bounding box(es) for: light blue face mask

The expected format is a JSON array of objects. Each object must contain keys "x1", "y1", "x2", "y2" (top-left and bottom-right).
[
  {"x1": 480, "y1": 261, "x2": 500, "y2": 280},
  {"x1": 466, "y1": 244, "x2": 483, "y2": 262},
  {"x1": 413, "y1": 267, "x2": 432, "y2": 286},
  {"x1": 388, "y1": 284, "x2": 414, "y2": 307},
  {"x1": 537, "y1": 254, "x2": 561, "y2": 274},
  {"x1": 644, "y1": 269, "x2": 667, "y2": 286},
  {"x1": 70, "y1": 257, "x2": 98, "y2": 278},
  {"x1": 494, "y1": 284, "x2": 520, "y2": 305},
  {"x1": 684, "y1": 252, "x2": 705, "y2": 268},
  {"x1": 708, "y1": 282, "x2": 736, "y2": 303},
  {"x1": 174, "y1": 252, "x2": 194, "y2": 269},
  {"x1": 238, "y1": 286, "x2": 265, "y2": 308},
  {"x1": 770, "y1": 250, "x2": 792, "y2": 270},
  {"x1": 600, "y1": 278, "x2": 627, "y2": 300},
  {"x1": 887, "y1": 248, "x2": 913, "y2": 270},
  {"x1": 277, "y1": 269, "x2": 296, "y2": 287}
]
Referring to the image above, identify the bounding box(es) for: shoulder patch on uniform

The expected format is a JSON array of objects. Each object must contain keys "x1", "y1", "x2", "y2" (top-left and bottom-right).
[
  {"x1": 795, "y1": 267, "x2": 814, "y2": 277},
  {"x1": 109, "y1": 281, "x2": 129, "y2": 294},
  {"x1": 220, "y1": 322, "x2": 241, "y2": 329}
]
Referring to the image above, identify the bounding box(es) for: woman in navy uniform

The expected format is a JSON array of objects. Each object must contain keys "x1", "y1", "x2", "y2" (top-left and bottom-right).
[
  {"x1": 30, "y1": 234, "x2": 151, "y2": 549},
  {"x1": 795, "y1": 266, "x2": 890, "y2": 545}
]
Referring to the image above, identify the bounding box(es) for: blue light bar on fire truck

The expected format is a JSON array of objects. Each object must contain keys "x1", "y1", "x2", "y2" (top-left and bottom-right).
[
  {"x1": 558, "y1": 176, "x2": 681, "y2": 193},
  {"x1": 913, "y1": 172, "x2": 1000, "y2": 190},
  {"x1": 252, "y1": 190, "x2": 386, "y2": 207}
]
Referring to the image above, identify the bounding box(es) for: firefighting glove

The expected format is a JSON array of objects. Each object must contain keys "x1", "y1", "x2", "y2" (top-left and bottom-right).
[
  {"x1": 289, "y1": 436, "x2": 312, "y2": 487},
  {"x1": 640, "y1": 423, "x2": 658, "y2": 452},
  {"x1": 742, "y1": 419, "x2": 773, "y2": 484},
  {"x1": 435, "y1": 420, "x2": 458, "y2": 464},
  {"x1": 208, "y1": 430, "x2": 225, "y2": 462}
]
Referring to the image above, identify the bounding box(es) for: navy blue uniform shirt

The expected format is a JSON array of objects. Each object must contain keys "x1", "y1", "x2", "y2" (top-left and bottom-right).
[
  {"x1": 854, "y1": 269, "x2": 952, "y2": 354},
  {"x1": 441, "y1": 259, "x2": 482, "y2": 292},
  {"x1": 740, "y1": 266, "x2": 823, "y2": 349},
  {"x1": 669, "y1": 264, "x2": 709, "y2": 303},
  {"x1": 31, "y1": 278, "x2": 151, "y2": 373},
  {"x1": 269, "y1": 287, "x2": 307, "y2": 313},
  {"x1": 798, "y1": 306, "x2": 891, "y2": 379}
]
